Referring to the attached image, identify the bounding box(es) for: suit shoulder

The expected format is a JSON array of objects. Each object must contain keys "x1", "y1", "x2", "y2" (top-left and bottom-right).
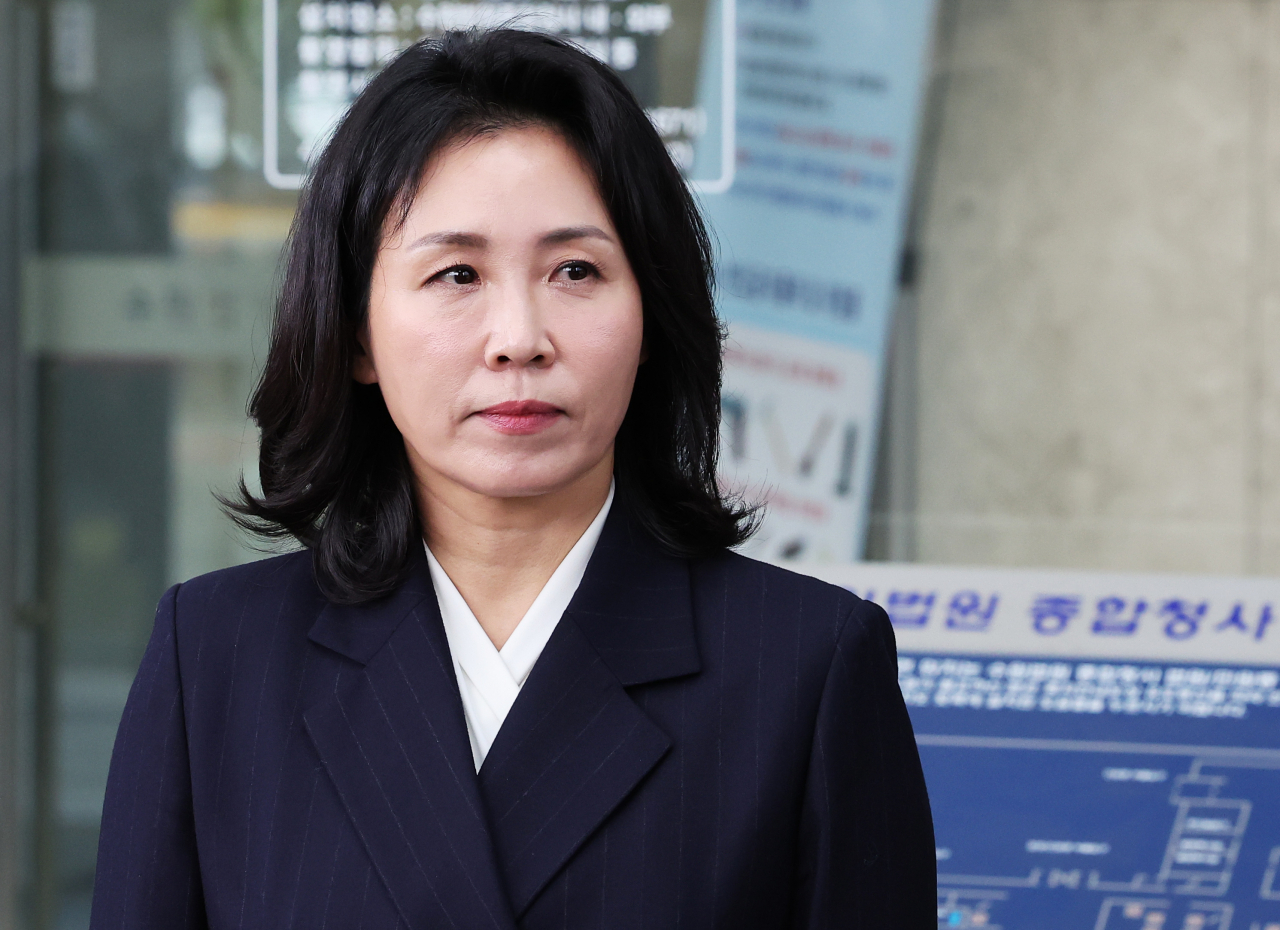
[
  {"x1": 696, "y1": 549, "x2": 857, "y2": 604},
  {"x1": 176, "y1": 548, "x2": 314, "y2": 601},
  {"x1": 686, "y1": 551, "x2": 894, "y2": 699},
  {"x1": 691, "y1": 549, "x2": 879, "y2": 639},
  {"x1": 157, "y1": 550, "x2": 329, "y2": 697},
  {"x1": 168, "y1": 549, "x2": 323, "y2": 632}
]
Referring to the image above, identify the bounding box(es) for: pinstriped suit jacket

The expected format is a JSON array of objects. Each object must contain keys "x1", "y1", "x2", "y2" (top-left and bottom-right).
[{"x1": 90, "y1": 503, "x2": 936, "y2": 929}]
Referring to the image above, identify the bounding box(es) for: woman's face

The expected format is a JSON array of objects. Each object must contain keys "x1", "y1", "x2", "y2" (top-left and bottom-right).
[{"x1": 357, "y1": 125, "x2": 644, "y2": 504}]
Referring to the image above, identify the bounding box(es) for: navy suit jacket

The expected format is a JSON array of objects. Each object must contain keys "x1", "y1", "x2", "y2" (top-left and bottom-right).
[{"x1": 91, "y1": 505, "x2": 936, "y2": 929}]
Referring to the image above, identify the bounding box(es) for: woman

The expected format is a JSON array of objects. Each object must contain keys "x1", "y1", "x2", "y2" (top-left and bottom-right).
[{"x1": 91, "y1": 28, "x2": 935, "y2": 930}]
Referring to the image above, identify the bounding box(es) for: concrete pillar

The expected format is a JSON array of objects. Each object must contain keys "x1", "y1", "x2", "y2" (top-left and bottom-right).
[{"x1": 902, "y1": 0, "x2": 1280, "y2": 574}]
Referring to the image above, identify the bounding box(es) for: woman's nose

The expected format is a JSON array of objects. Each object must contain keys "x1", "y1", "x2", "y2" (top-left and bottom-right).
[{"x1": 484, "y1": 284, "x2": 555, "y2": 370}]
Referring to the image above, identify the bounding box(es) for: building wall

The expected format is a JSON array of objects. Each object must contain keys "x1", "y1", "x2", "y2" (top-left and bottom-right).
[{"x1": 900, "y1": 0, "x2": 1280, "y2": 574}]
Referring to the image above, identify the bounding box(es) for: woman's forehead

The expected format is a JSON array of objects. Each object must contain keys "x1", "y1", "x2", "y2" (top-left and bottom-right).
[{"x1": 387, "y1": 126, "x2": 615, "y2": 248}]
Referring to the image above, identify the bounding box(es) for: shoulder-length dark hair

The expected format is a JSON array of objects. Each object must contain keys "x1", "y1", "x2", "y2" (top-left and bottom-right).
[{"x1": 229, "y1": 27, "x2": 754, "y2": 603}]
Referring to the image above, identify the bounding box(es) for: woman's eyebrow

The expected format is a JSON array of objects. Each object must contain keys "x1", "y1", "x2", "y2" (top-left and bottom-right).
[
  {"x1": 404, "y1": 226, "x2": 613, "y2": 251},
  {"x1": 407, "y1": 230, "x2": 488, "y2": 251},
  {"x1": 539, "y1": 225, "x2": 615, "y2": 246}
]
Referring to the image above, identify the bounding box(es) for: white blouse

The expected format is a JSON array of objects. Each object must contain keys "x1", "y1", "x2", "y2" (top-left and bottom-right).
[{"x1": 425, "y1": 483, "x2": 614, "y2": 770}]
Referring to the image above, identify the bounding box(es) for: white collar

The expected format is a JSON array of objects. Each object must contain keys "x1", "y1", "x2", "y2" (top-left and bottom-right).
[{"x1": 425, "y1": 483, "x2": 614, "y2": 769}]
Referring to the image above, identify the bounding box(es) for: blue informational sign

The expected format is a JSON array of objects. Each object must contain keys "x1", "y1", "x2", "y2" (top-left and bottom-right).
[
  {"x1": 703, "y1": 0, "x2": 936, "y2": 561},
  {"x1": 805, "y1": 561, "x2": 1280, "y2": 930},
  {"x1": 917, "y1": 672, "x2": 1280, "y2": 930}
]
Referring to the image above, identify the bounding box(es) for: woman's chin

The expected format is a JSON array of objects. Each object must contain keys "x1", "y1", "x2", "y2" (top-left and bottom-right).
[{"x1": 435, "y1": 458, "x2": 608, "y2": 503}]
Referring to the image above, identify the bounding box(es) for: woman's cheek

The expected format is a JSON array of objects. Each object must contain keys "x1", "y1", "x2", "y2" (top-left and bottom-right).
[
  {"x1": 580, "y1": 303, "x2": 643, "y2": 363},
  {"x1": 376, "y1": 356, "x2": 451, "y2": 449},
  {"x1": 582, "y1": 356, "x2": 640, "y2": 436}
]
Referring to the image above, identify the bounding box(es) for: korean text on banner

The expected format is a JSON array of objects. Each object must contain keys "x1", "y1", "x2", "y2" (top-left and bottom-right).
[
  {"x1": 801, "y1": 560, "x2": 1280, "y2": 930},
  {"x1": 703, "y1": 0, "x2": 936, "y2": 561}
]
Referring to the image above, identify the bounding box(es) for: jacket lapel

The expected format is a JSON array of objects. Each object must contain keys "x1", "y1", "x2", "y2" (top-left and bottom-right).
[
  {"x1": 303, "y1": 550, "x2": 518, "y2": 930},
  {"x1": 477, "y1": 505, "x2": 701, "y2": 917}
]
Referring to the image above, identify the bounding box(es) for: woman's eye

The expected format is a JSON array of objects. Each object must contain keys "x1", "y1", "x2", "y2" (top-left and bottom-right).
[
  {"x1": 435, "y1": 265, "x2": 478, "y2": 285},
  {"x1": 559, "y1": 261, "x2": 597, "y2": 282}
]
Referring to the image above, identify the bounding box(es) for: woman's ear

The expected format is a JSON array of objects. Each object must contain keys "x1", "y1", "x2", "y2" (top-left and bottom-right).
[{"x1": 353, "y1": 324, "x2": 378, "y2": 384}]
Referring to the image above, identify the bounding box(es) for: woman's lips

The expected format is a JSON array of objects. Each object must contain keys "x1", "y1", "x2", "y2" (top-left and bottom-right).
[{"x1": 476, "y1": 400, "x2": 564, "y2": 435}]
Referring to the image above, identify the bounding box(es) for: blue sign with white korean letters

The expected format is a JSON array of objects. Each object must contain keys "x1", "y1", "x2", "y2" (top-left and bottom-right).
[{"x1": 804, "y1": 561, "x2": 1280, "y2": 930}]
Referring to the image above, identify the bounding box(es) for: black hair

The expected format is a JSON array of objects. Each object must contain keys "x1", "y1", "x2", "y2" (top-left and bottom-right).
[{"x1": 228, "y1": 28, "x2": 755, "y2": 603}]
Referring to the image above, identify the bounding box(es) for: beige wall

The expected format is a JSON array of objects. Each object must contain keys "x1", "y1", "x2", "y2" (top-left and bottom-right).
[{"x1": 887, "y1": 0, "x2": 1280, "y2": 575}]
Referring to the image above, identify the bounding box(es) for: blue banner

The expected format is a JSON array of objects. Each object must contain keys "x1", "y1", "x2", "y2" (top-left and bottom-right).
[
  {"x1": 702, "y1": 0, "x2": 937, "y2": 560},
  {"x1": 804, "y1": 561, "x2": 1280, "y2": 929}
]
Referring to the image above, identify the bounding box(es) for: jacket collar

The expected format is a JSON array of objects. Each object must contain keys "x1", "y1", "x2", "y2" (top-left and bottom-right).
[
  {"x1": 306, "y1": 548, "x2": 435, "y2": 666},
  {"x1": 476, "y1": 502, "x2": 700, "y2": 915},
  {"x1": 556, "y1": 498, "x2": 701, "y2": 685},
  {"x1": 303, "y1": 498, "x2": 701, "y2": 921},
  {"x1": 303, "y1": 547, "x2": 518, "y2": 930},
  {"x1": 306, "y1": 500, "x2": 701, "y2": 682}
]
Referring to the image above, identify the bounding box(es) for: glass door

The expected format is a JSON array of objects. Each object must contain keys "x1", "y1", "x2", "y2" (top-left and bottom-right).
[{"x1": 14, "y1": 0, "x2": 289, "y2": 925}]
